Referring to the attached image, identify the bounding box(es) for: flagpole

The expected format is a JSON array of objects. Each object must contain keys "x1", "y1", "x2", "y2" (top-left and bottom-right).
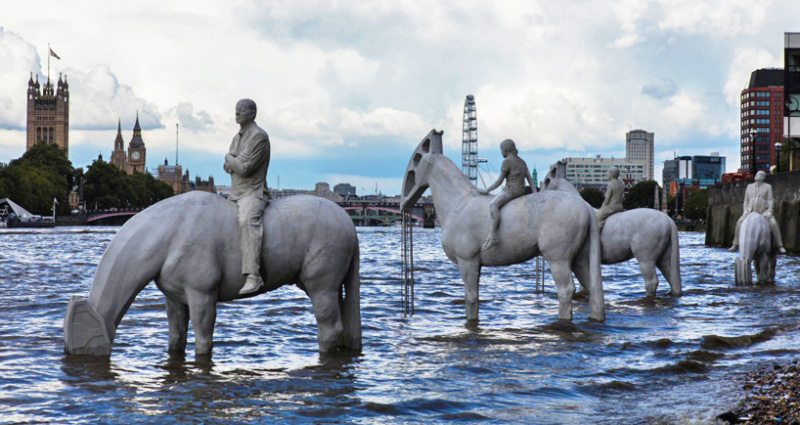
[{"x1": 47, "y1": 43, "x2": 50, "y2": 83}]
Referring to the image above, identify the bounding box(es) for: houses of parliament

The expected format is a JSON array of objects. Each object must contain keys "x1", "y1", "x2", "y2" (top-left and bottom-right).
[{"x1": 26, "y1": 72, "x2": 214, "y2": 196}]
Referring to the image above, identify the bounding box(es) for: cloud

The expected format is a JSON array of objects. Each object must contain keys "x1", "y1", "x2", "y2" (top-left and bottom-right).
[
  {"x1": 65, "y1": 65, "x2": 162, "y2": 131},
  {"x1": 642, "y1": 78, "x2": 679, "y2": 99},
  {"x1": 173, "y1": 102, "x2": 214, "y2": 132},
  {"x1": 0, "y1": 27, "x2": 40, "y2": 131}
]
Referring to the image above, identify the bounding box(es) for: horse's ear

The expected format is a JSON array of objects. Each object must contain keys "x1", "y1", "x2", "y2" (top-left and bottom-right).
[{"x1": 429, "y1": 129, "x2": 443, "y2": 154}]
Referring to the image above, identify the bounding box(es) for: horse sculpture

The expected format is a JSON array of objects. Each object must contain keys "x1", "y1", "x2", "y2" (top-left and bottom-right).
[
  {"x1": 542, "y1": 161, "x2": 681, "y2": 297},
  {"x1": 64, "y1": 191, "x2": 361, "y2": 357},
  {"x1": 400, "y1": 130, "x2": 604, "y2": 322},
  {"x1": 734, "y1": 212, "x2": 776, "y2": 285}
]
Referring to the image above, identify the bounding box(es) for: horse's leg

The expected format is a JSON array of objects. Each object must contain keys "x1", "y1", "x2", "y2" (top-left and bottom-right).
[
  {"x1": 187, "y1": 291, "x2": 217, "y2": 357},
  {"x1": 165, "y1": 296, "x2": 189, "y2": 353},
  {"x1": 571, "y1": 251, "x2": 591, "y2": 298},
  {"x1": 656, "y1": 255, "x2": 679, "y2": 296},
  {"x1": 550, "y1": 260, "x2": 575, "y2": 321},
  {"x1": 458, "y1": 259, "x2": 481, "y2": 322},
  {"x1": 307, "y1": 286, "x2": 344, "y2": 352},
  {"x1": 639, "y1": 260, "x2": 659, "y2": 297}
]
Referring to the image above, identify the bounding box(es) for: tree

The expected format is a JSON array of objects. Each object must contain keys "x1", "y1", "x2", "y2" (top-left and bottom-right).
[
  {"x1": 580, "y1": 187, "x2": 605, "y2": 208},
  {"x1": 0, "y1": 144, "x2": 73, "y2": 215},
  {"x1": 83, "y1": 159, "x2": 173, "y2": 210},
  {"x1": 623, "y1": 180, "x2": 659, "y2": 210},
  {"x1": 683, "y1": 189, "x2": 708, "y2": 220}
]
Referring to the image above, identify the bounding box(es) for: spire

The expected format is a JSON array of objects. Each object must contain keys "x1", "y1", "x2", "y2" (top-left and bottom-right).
[
  {"x1": 28, "y1": 72, "x2": 33, "y2": 85},
  {"x1": 114, "y1": 119, "x2": 124, "y2": 150},
  {"x1": 129, "y1": 112, "x2": 145, "y2": 148}
]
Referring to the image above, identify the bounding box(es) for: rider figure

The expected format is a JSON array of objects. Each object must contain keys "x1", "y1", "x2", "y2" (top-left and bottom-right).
[
  {"x1": 480, "y1": 139, "x2": 534, "y2": 250},
  {"x1": 224, "y1": 99, "x2": 271, "y2": 295},
  {"x1": 596, "y1": 167, "x2": 624, "y2": 229},
  {"x1": 729, "y1": 170, "x2": 786, "y2": 253}
]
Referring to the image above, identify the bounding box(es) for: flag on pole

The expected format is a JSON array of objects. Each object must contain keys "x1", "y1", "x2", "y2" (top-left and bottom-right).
[{"x1": 49, "y1": 48, "x2": 60, "y2": 60}]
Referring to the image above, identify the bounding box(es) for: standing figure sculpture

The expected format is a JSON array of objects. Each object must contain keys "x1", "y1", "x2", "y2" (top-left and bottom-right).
[
  {"x1": 479, "y1": 139, "x2": 535, "y2": 250},
  {"x1": 596, "y1": 167, "x2": 624, "y2": 229},
  {"x1": 224, "y1": 99, "x2": 271, "y2": 295},
  {"x1": 729, "y1": 170, "x2": 786, "y2": 254}
]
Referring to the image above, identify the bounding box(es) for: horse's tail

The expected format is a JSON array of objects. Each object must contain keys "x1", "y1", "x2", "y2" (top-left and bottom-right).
[
  {"x1": 667, "y1": 217, "x2": 682, "y2": 296},
  {"x1": 64, "y1": 220, "x2": 162, "y2": 356},
  {"x1": 587, "y1": 205, "x2": 605, "y2": 322},
  {"x1": 339, "y1": 241, "x2": 362, "y2": 351}
]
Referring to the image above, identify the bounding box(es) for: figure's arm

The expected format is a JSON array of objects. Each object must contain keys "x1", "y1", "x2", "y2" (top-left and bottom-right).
[
  {"x1": 481, "y1": 160, "x2": 509, "y2": 194},
  {"x1": 226, "y1": 135, "x2": 270, "y2": 177},
  {"x1": 601, "y1": 184, "x2": 611, "y2": 207},
  {"x1": 743, "y1": 187, "x2": 751, "y2": 213}
]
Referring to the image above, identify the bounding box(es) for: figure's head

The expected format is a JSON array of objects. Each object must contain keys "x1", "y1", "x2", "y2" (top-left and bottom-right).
[
  {"x1": 235, "y1": 99, "x2": 257, "y2": 125},
  {"x1": 500, "y1": 139, "x2": 518, "y2": 158},
  {"x1": 755, "y1": 170, "x2": 766, "y2": 182},
  {"x1": 608, "y1": 167, "x2": 620, "y2": 179}
]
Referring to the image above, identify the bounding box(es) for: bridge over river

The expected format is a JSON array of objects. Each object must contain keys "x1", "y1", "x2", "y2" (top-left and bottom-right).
[{"x1": 61, "y1": 198, "x2": 436, "y2": 227}]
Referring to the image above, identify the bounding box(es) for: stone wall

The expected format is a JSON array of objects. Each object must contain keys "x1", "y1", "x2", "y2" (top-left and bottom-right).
[{"x1": 705, "y1": 171, "x2": 800, "y2": 251}]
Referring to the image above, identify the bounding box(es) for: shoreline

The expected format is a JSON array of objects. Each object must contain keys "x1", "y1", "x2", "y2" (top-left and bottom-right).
[{"x1": 719, "y1": 359, "x2": 800, "y2": 424}]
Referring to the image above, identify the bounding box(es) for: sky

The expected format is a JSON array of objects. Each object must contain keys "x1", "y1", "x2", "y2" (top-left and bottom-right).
[{"x1": 1, "y1": 0, "x2": 799, "y2": 196}]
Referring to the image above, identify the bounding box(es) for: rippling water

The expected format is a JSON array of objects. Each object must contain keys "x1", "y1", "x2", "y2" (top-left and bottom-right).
[{"x1": 1, "y1": 226, "x2": 799, "y2": 424}]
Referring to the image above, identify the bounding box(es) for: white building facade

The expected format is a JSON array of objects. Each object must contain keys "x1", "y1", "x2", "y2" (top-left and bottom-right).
[
  {"x1": 626, "y1": 129, "x2": 654, "y2": 180},
  {"x1": 563, "y1": 156, "x2": 647, "y2": 189}
]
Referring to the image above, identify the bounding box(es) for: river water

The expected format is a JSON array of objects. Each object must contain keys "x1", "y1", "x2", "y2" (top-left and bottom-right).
[{"x1": 1, "y1": 226, "x2": 799, "y2": 424}]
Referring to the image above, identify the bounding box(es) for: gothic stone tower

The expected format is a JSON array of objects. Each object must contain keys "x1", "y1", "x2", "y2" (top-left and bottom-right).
[
  {"x1": 26, "y1": 72, "x2": 70, "y2": 157},
  {"x1": 110, "y1": 119, "x2": 128, "y2": 172},
  {"x1": 127, "y1": 113, "x2": 146, "y2": 173}
]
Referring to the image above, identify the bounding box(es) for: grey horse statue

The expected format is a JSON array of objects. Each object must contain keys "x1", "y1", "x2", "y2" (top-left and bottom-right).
[
  {"x1": 400, "y1": 130, "x2": 604, "y2": 322},
  {"x1": 734, "y1": 212, "x2": 776, "y2": 285},
  {"x1": 64, "y1": 191, "x2": 361, "y2": 357},
  {"x1": 542, "y1": 160, "x2": 681, "y2": 297}
]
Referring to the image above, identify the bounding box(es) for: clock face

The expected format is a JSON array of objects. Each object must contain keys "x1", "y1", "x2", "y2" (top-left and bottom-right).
[{"x1": 131, "y1": 151, "x2": 141, "y2": 160}]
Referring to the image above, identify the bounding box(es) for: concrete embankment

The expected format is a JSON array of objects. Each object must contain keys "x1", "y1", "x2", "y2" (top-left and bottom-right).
[{"x1": 705, "y1": 171, "x2": 800, "y2": 251}]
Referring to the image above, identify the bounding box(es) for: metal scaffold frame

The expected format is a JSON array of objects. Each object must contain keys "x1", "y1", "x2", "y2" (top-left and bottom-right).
[{"x1": 401, "y1": 209, "x2": 414, "y2": 316}]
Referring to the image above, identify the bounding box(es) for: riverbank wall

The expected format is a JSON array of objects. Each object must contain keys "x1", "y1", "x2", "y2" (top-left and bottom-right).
[{"x1": 705, "y1": 171, "x2": 800, "y2": 251}]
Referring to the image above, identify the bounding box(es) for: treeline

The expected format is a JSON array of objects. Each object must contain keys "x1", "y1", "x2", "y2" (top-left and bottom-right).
[
  {"x1": 579, "y1": 180, "x2": 707, "y2": 220},
  {"x1": 0, "y1": 144, "x2": 173, "y2": 215}
]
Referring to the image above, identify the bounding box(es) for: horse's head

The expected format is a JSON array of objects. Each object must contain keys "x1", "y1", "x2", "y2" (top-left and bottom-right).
[
  {"x1": 541, "y1": 160, "x2": 578, "y2": 194},
  {"x1": 400, "y1": 129, "x2": 443, "y2": 210}
]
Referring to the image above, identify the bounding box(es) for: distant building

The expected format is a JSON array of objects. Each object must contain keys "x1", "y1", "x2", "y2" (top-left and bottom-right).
[
  {"x1": 563, "y1": 155, "x2": 647, "y2": 189},
  {"x1": 334, "y1": 183, "x2": 356, "y2": 197},
  {"x1": 109, "y1": 115, "x2": 147, "y2": 175},
  {"x1": 26, "y1": 73, "x2": 69, "y2": 157},
  {"x1": 662, "y1": 153, "x2": 726, "y2": 196},
  {"x1": 157, "y1": 159, "x2": 187, "y2": 194},
  {"x1": 626, "y1": 129, "x2": 654, "y2": 180},
  {"x1": 740, "y1": 68, "x2": 783, "y2": 175},
  {"x1": 271, "y1": 181, "x2": 343, "y2": 202}
]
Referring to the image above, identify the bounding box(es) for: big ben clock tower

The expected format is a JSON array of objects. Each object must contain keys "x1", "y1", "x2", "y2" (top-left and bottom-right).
[{"x1": 127, "y1": 112, "x2": 146, "y2": 173}]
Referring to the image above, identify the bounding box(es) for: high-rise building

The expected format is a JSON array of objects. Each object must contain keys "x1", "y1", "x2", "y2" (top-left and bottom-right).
[
  {"x1": 626, "y1": 129, "x2": 654, "y2": 180},
  {"x1": 785, "y1": 32, "x2": 800, "y2": 170},
  {"x1": 563, "y1": 155, "x2": 646, "y2": 189},
  {"x1": 26, "y1": 73, "x2": 70, "y2": 157},
  {"x1": 662, "y1": 153, "x2": 726, "y2": 196},
  {"x1": 740, "y1": 68, "x2": 783, "y2": 175}
]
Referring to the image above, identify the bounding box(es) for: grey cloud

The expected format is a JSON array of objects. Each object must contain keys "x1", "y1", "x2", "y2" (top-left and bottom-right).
[
  {"x1": 641, "y1": 78, "x2": 678, "y2": 99},
  {"x1": 175, "y1": 102, "x2": 214, "y2": 132}
]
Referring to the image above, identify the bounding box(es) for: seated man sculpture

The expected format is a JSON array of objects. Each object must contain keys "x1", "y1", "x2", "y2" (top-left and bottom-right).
[
  {"x1": 729, "y1": 170, "x2": 786, "y2": 254},
  {"x1": 596, "y1": 167, "x2": 623, "y2": 228},
  {"x1": 224, "y1": 99, "x2": 271, "y2": 295},
  {"x1": 480, "y1": 139, "x2": 534, "y2": 250}
]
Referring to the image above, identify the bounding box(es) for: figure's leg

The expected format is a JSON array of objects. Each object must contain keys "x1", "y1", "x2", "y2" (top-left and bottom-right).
[
  {"x1": 766, "y1": 215, "x2": 786, "y2": 253},
  {"x1": 483, "y1": 191, "x2": 513, "y2": 250},
  {"x1": 307, "y1": 286, "x2": 344, "y2": 352},
  {"x1": 639, "y1": 260, "x2": 659, "y2": 297},
  {"x1": 458, "y1": 259, "x2": 481, "y2": 322},
  {"x1": 187, "y1": 291, "x2": 217, "y2": 357},
  {"x1": 729, "y1": 215, "x2": 745, "y2": 251},
  {"x1": 596, "y1": 207, "x2": 610, "y2": 229},
  {"x1": 238, "y1": 196, "x2": 267, "y2": 294},
  {"x1": 165, "y1": 296, "x2": 189, "y2": 353},
  {"x1": 549, "y1": 260, "x2": 575, "y2": 321}
]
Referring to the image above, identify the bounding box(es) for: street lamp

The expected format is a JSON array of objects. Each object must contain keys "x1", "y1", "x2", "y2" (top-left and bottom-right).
[{"x1": 775, "y1": 141, "x2": 783, "y2": 173}]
